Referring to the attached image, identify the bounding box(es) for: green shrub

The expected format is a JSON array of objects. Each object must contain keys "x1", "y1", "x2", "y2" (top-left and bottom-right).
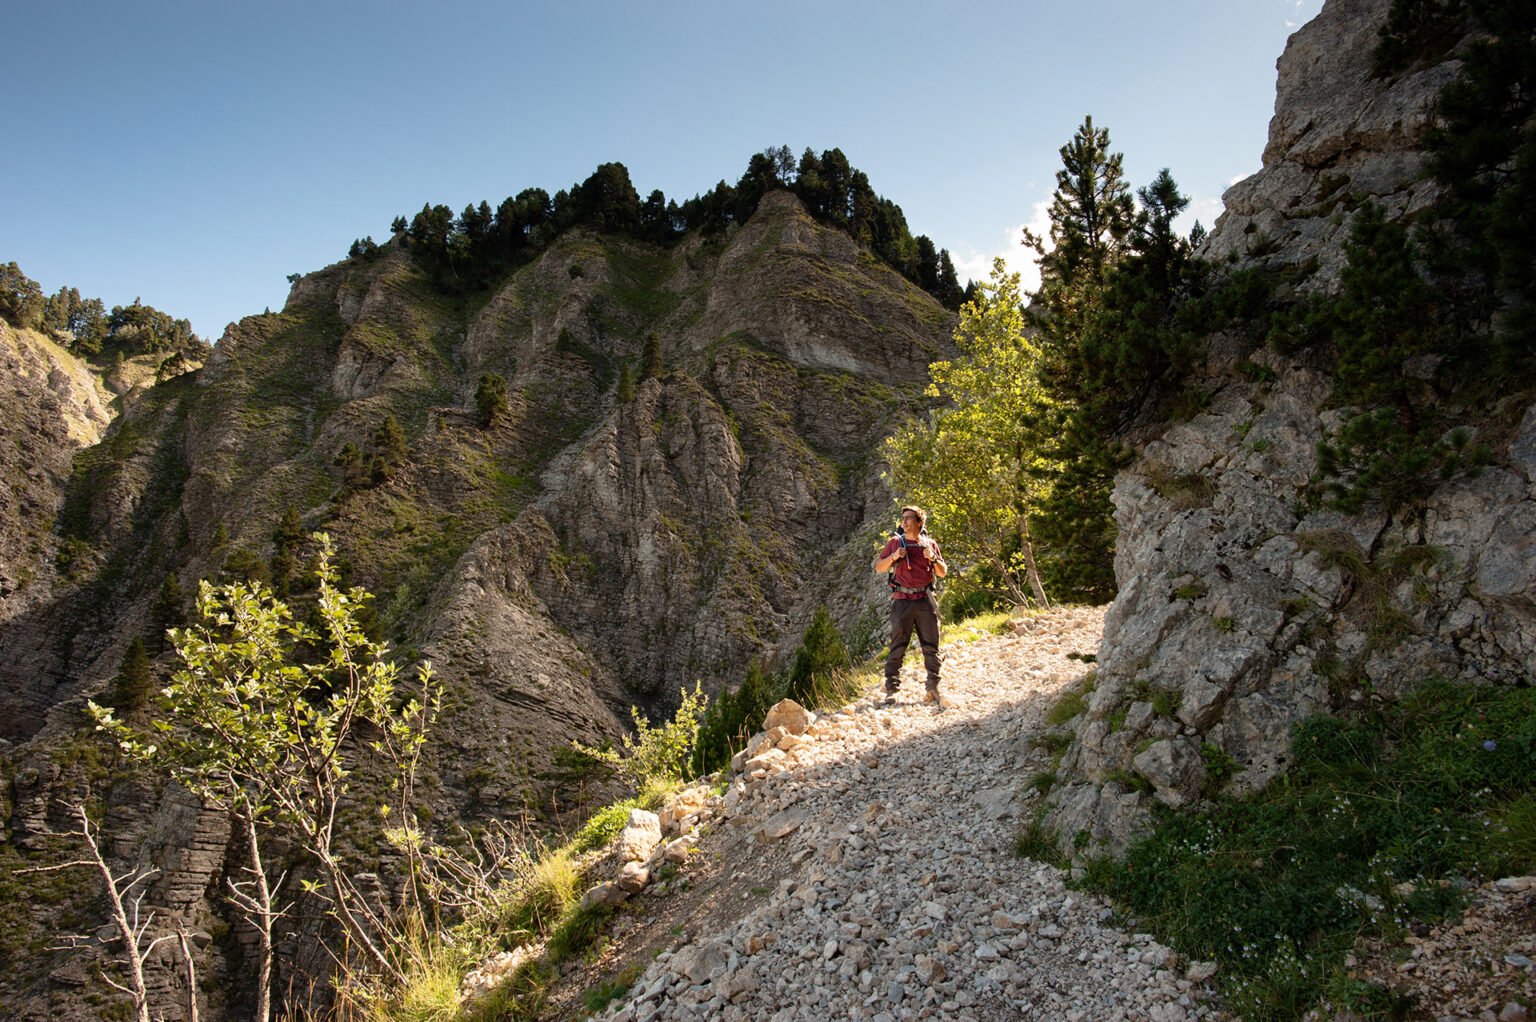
[
  {"x1": 575, "y1": 683, "x2": 707, "y2": 793},
  {"x1": 581, "y1": 963, "x2": 643, "y2": 1014},
  {"x1": 1079, "y1": 679, "x2": 1536, "y2": 1021},
  {"x1": 571, "y1": 800, "x2": 640, "y2": 854}
]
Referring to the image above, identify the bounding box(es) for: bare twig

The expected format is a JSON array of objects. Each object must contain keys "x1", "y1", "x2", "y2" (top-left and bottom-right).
[
  {"x1": 56, "y1": 801, "x2": 161, "y2": 1022},
  {"x1": 175, "y1": 924, "x2": 200, "y2": 1022}
]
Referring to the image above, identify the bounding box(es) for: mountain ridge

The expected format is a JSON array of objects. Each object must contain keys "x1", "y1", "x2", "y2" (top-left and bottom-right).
[{"x1": 0, "y1": 185, "x2": 956, "y2": 1021}]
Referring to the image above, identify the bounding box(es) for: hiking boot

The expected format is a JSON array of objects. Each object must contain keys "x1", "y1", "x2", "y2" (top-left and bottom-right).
[
  {"x1": 924, "y1": 689, "x2": 944, "y2": 707},
  {"x1": 883, "y1": 689, "x2": 899, "y2": 706}
]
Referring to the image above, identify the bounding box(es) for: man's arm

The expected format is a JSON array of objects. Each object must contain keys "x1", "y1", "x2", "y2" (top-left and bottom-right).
[
  {"x1": 873, "y1": 541, "x2": 905, "y2": 573},
  {"x1": 924, "y1": 539, "x2": 947, "y2": 578}
]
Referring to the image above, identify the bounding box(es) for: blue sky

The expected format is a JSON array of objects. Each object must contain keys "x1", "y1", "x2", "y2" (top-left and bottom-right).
[{"x1": 5, "y1": 0, "x2": 1323, "y2": 342}]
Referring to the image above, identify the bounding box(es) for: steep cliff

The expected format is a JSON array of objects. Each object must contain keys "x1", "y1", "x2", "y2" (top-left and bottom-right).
[
  {"x1": 1045, "y1": 0, "x2": 1536, "y2": 852},
  {"x1": 0, "y1": 189, "x2": 953, "y2": 1019},
  {"x1": 0, "y1": 321, "x2": 113, "y2": 604},
  {"x1": 0, "y1": 321, "x2": 183, "y2": 741}
]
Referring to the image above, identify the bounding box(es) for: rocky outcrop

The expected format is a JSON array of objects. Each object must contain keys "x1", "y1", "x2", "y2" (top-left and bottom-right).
[
  {"x1": 1045, "y1": 0, "x2": 1536, "y2": 854},
  {"x1": 0, "y1": 324, "x2": 127, "y2": 743},
  {"x1": 1202, "y1": 0, "x2": 1459, "y2": 286},
  {"x1": 0, "y1": 322, "x2": 112, "y2": 608}
]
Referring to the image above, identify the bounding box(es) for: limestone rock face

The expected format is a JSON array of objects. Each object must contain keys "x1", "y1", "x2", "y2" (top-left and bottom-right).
[
  {"x1": 1203, "y1": 0, "x2": 1458, "y2": 290},
  {"x1": 0, "y1": 323, "x2": 122, "y2": 742},
  {"x1": 1046, "y1": 0, "x2": 1536, "y2": 854},
  {"x1": 0, "y1": 323, "x2": 112, "y2": 608}
]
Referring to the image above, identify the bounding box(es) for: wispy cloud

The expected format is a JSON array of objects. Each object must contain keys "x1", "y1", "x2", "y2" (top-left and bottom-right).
[
  {"x1": 1285, "y1": 0, "x2": 1324, "y2": 30},
  {"x1": 950, "y1": 198, "x2": 1052, "y2": 295},
  {"x1": 955, "y1": 188, "x2": 1236, "y2": 292},
  {"x1": 1179, "y1": 195, "x2": 1225, "y2": 238}
]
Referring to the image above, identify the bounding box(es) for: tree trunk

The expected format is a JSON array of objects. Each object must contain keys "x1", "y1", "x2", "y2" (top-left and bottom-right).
[
  {"x1": 991, "y1": 554, "x2": 1032, "y2": 608},
  {"x1": 1018, "y1": 515, "x2": 1051, "y2": 609},
  {"x1": 176, "y1": 926, "x2": 200, "y2": 1022},
  {"x1": 318, "y1": 848, "x2": 404, "y2": 985},
  {"x1": 75, "y1": 807, "x2": 153, "y2": 1022},
  {"x1": 237, "y1": 811, "x2": 274, "y2": 1022}
]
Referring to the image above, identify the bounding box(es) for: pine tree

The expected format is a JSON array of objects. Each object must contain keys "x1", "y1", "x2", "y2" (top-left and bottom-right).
[
  {"x1": 371, "y1": 414, "x2": 408, "y2": 483},
  {"x1": 786, "y1": 606, "x2": 850, "y2": 705},
  {"x1": 915, "y1": 236, "x2": 941, "y2": 295},
  {"x1": 149, "y1": 573, "x2": 185, "y2": 654},
  {"x1": 937, "y1": 250, "x2": 965, "y2": 311},
  {"x1": 642, "y1": 333, "x2": 663, "y2": 380},
  {"x1": 1313, "y1": 204, "x2": 1480, "y2": 515},
  {"x1": 1028, "y1": 115, "x2": 1137, "y2": 292},
  {"x1": 1420, "y1": 0, "x2": 1536, "y2": 367},
  {"x1": 0, "y1": 262, "x2": 45, "y2": 329},
  {"x1": 270, "y1": 505, "x2": 304, "y2": 596},
  {"x1": 112, "y1": 637, "x2": 155, "y2": 713},
  {"x1": 41, "y1": 286, "x2": 73, "y2": 335},
  {"x1": 1018, "y1": 122, "x2": 1184, "y2": 603},
  {"x1": 475, "y1": 373, "x2": 510, "y2": 427},
  {"x1": 335, "y1": 441, "x2": 363, "y2": 488}
]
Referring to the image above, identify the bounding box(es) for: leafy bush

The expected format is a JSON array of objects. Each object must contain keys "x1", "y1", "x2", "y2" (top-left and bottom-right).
[{"x1": 575, "y1": 684, "x2": 707, "y2": 793}]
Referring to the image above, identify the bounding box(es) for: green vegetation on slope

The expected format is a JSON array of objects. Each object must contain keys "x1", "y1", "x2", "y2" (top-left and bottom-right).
[
  {"x1": 388, "y1": 147, "x2": 967, "y2": 311},
  {"x1": 1076, "y1": 680, "x2": 1535, "y2": 1021},
  {"x1": 1, "y1": 259, "x2": 207, "y2": 359}
]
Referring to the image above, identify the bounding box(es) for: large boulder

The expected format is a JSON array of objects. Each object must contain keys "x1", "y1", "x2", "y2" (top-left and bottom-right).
[
  {"x1": 616, "y1": 809, "x2": 662, "y2": 862},
  {"x1": 763, "y1": 698, "x2": 815, "y2": 735}
]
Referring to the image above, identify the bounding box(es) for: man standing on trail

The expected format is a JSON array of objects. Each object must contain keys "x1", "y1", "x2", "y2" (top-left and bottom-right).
[{"x1": 873, "y1": 505, "x2": 948, "y2": 705}]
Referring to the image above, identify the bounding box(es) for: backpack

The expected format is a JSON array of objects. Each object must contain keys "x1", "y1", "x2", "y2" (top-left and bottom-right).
[{"x1": 888, "y1": 527, "x2": 943, "y2": 596}]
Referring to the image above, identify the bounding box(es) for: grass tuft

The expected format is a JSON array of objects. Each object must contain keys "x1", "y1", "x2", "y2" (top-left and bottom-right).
[
  {"x1": 580, "y1": 963, "x2": 643, "y2": 1014},
  {"x1": 1045, "y1": 686, "x2": 1090, "y2": 727},
  {"x1": 499, "y1": 847, "x2": 580, "y2": 943}
]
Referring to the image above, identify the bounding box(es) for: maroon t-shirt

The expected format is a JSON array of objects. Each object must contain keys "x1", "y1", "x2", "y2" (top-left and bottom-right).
[{"x1": 881, "y1": 534, "x2": 941, "y2": 599}]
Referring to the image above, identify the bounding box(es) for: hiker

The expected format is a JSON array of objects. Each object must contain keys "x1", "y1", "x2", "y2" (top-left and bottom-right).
[{"x1": 873, "y1": 505, "x2": 947, "y2": 705}]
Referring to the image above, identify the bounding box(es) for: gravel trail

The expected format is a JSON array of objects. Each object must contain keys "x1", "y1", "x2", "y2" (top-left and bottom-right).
[{"x1": 601, "y1": 606, "x2": 1225, "y2": 1022}]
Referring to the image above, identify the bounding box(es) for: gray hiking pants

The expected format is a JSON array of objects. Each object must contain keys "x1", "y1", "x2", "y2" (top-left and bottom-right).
[{"x1": 884, "y1": 594, "x2": 941, "y2": 691}]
